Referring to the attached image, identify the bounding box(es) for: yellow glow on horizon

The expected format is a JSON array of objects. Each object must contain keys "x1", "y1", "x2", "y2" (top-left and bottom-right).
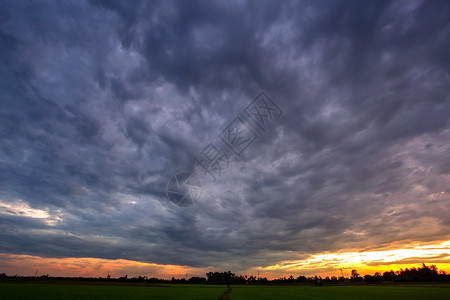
[
  {"x1": 1, "y1": 241, "x2": 450, "y2": 279},
  {"x1": 263, "y1": 240, "x2": 450, "y2": 277}
]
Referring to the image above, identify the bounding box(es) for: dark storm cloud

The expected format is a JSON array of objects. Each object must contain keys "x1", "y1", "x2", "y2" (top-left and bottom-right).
[{"x1": 0, "y1": 0, "x2": 449, "y2": 271}]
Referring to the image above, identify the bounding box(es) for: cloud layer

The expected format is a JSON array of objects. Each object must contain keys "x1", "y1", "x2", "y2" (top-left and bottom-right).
[{"x1": 0, "y1": 0, "x2": 449, "y2": 272}]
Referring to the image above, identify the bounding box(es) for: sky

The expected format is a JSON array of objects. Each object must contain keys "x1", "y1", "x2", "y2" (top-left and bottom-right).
[{"x1": 0, "y1": 0, "x2": 449, "y2": 279}]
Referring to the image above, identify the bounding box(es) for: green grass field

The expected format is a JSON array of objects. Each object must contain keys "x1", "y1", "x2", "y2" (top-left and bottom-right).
[
  {"x1": 1, "y1": 283, "x2": 450, "y2": 299},
  {"x1": 230, "y1": 285, "x2": 450, "y2": 299},
  {"x1": 0, "y1": 283, "x2": 226, "y2": 300}
]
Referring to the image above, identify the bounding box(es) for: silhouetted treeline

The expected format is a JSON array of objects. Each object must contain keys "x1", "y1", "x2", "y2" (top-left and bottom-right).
[
  {"x1": 1, "y1": 264, "x2": 449, "y2": 285},
  {"x1": 365, "y1": 264, "x2": 448, "y2": 283},
  {"x1": 206, "y1": 271, "x2": 268, "y2": 284},
  {"x1": 204, "y1": 265, "x2": 449, "y2": 284},
  {"x1": 0, "y1": 272, "x2": 171, "y2": 284}
]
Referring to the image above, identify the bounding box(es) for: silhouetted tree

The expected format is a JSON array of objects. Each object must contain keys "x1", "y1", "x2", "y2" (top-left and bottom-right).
[
  {"x1": 206, "y1": 271, "x2": 235, "y2": 283},
  {"x1": 350, "y1": 269, "x2": 362, "y2": 282},
  {"x1": 188, "y1": 276, "x2": 206, "y2": 284}
]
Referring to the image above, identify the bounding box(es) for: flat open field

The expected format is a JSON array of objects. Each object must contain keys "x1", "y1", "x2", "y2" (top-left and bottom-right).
[
  {"x1": 1, "y1": 283, "x2": 450, "y2": 299},
  {"x1": 0, "y1": 283, "x2": 226, "y2": 300},
  {"x1": 230, "y1": 284, "x2": 450, "y2": 299}
]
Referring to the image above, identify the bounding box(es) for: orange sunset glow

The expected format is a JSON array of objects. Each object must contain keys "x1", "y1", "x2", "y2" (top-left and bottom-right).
[{"x1": 2, "y1": 240, "x2": 449, "y2": 279}]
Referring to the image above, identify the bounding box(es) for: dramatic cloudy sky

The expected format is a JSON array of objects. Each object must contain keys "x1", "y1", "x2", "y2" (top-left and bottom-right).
[{"x1": 1, "y1": 0, "x2": 449, "y2": 278}]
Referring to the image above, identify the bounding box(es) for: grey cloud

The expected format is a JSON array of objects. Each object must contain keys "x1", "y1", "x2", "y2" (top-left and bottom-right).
[{"x1": 0, "y1": 0, "x2": 449, "y2": 272}]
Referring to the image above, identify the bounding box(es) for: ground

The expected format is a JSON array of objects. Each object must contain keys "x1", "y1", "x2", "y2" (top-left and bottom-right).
[{"x1": 1, "y1": 282, "x2": 450, "y2": 299}]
